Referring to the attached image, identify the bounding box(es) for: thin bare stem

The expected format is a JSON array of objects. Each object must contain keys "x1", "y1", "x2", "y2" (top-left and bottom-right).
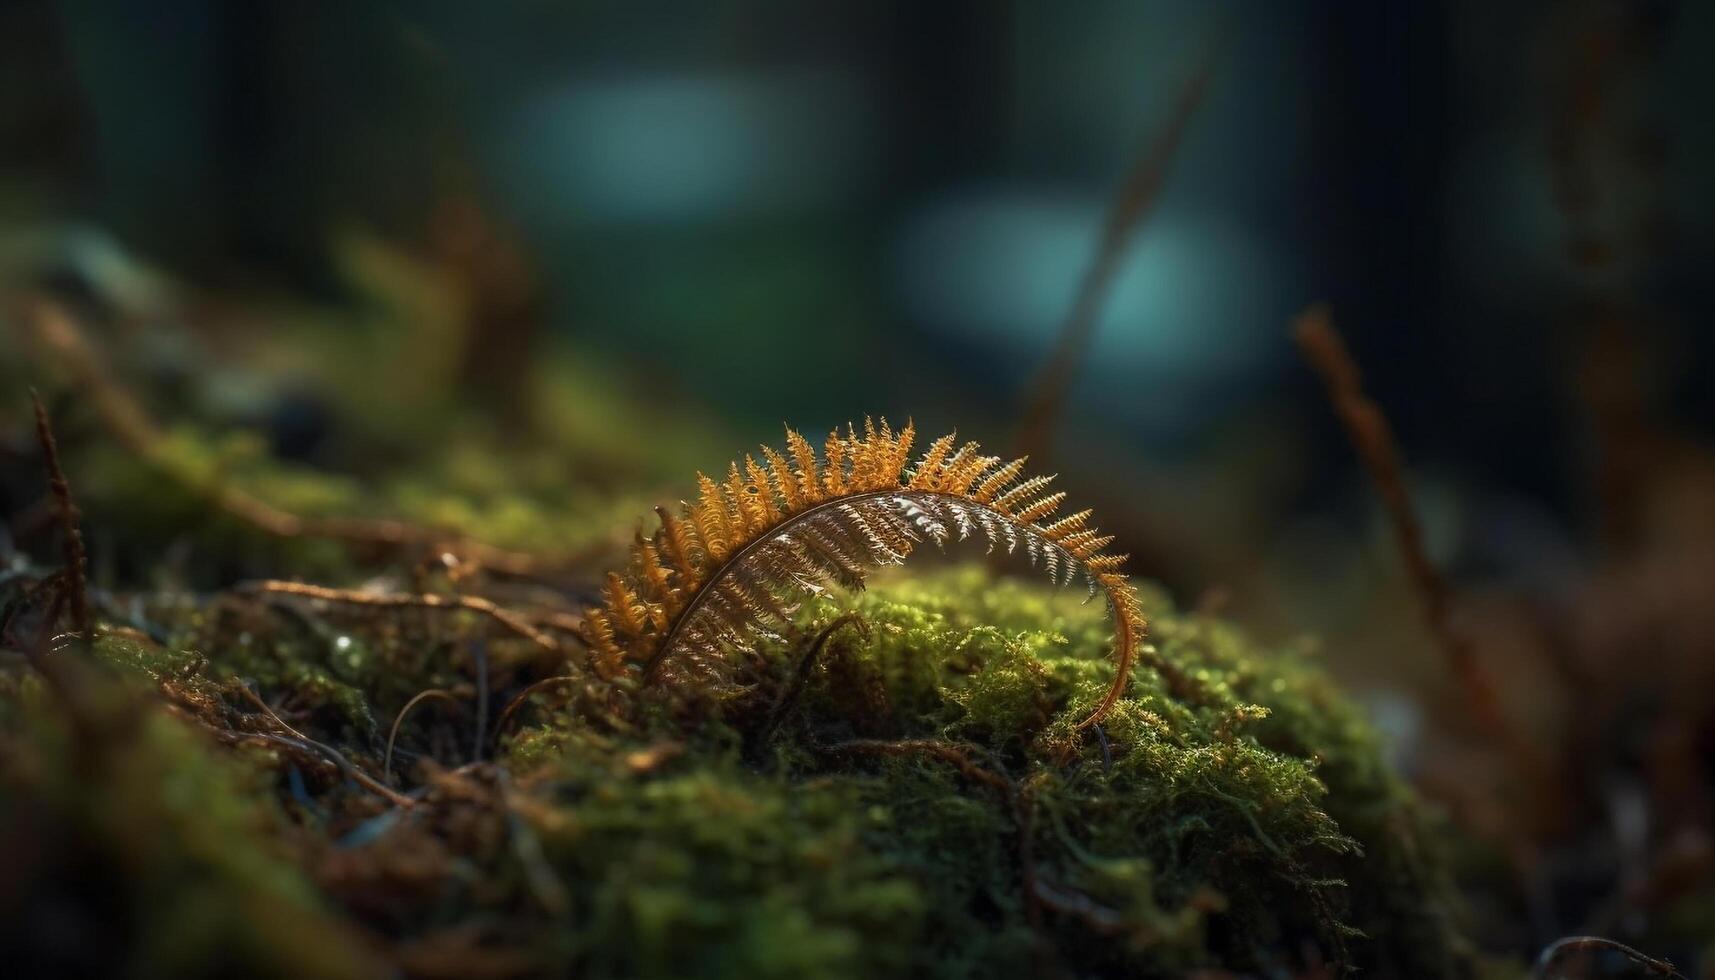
[
  {"x1": 1533, "y1": 936, "x2": 1686, "y2": 979},
  {"x1": 30, "y1": 391, "x2": 90, "y2": 641},
  {"x1": 469, "y1": 639, "x2": 489, "y2": 763},
  {"x1": 753, "y1": 613, "x2": 870, "y2": 750},
  {"x1": 232, "y1": 682, "x2": 313, "y2": 744},
  {"x1": 1293, "y1": 305, "x2": 1511, "y2": 743},
  {"x1": 240, "y1": 579, "x2": 559, "y2": 653},
  {"x1": 231, "y1": 683, "x2": 415, "y2": 808},
  {"x1": 384, "y1": 688, "x2": 463, "y2": 783},
  {"x1": 226, "y1": 729, "x2": 416, "y2": 809},
  {"x1": 1014, "y1": 29, "x2": 1223, "y2": 464}
]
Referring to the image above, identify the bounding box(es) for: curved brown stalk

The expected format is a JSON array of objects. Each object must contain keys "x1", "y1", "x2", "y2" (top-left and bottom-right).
[
  {"x1": 1293, "y1": 307, "x2": 1510, "y2": 743},
  {"x1": 384, "y1": 688, "x2": 463, "y2": 783},
  {"x1": 492, "y1": 675, "x2": 579, "y2": 742},
  {"x1": 1533, "y1": 936, "x2": 1686, "y2": 980}
]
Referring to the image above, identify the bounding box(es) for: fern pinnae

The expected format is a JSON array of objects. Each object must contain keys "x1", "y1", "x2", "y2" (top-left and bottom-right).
[{"x1": 582, "y1": 420, "x2": 1147, "y2": 729}]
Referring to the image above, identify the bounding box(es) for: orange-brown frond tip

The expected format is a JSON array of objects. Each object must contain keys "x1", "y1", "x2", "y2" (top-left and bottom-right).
[
  {"x1": 603, "y1": 572, "x2": 648, "y2": 638},
  {"x1": 691, "y1": 472, "x2": 732, "y2": 561},
  {"x1": 933, "y1": 443, "x2": 982, "y2": 494},
  {"x1": 653, "y1": 505, "x2": 700, "y2": 577},
  {"x1": 760, "y1": 445, "x2": 801, "y2": 512},
  {"x1": 1085, "y1": 553, "x2": 1128, "y2": 572},
  {"x1": 743, "y1": 455, "x2": 783, "y2": 523},
  {"x1": 581, "y1": 609, "x2": 626, "y2": 677},
  {"x1": 632, "y1": 533, "x2": 677, "y2": 603},
  {"x1": 1042, "y1": 509, "x2": 1094, "y2": 540},
  {"x1": 995, "y1": 473, "x2": 1055, "y2": 511},
  {"x1": 784, "y1": 427, "x2": 823, "y2": 503},
  {"x1": 1013, "y1": 491, "x2": 1068, "y2": 524},
  {"x1": 720, "y1": 461, "x2": 767, "y2": 540},
  {"x1": 1073, "y1": 534, "x2": 1116, "y2": 558},
  {"x1": 972, "y1": 457, "x2": 1025, "y2": 501},
  {"x1": 908, "y1": 432, "x2": 958, "y2": 489},
  {"x1": 822, "y1": 430, "x2": 848, "y2": 496},
  {"x1": 890, "y1": 420, "x2": 917, "y2": 481}
]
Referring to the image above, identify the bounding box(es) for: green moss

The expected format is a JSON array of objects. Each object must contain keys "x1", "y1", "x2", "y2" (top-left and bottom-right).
[
  {"x1": 730, "y1": 569, "x2": 1359, "y2": 974},
  {"x1": 68, "y1": 421, "x2": 632, "y2": 581},
  {"x1": 0, "y1": 678, "x2": 378, "y2": 979},
  {"x1": 530, "y1": 746, "x2": 926, "y2": 979},
  {"x1": 0, "y1": 241, "x2": 1482, "y2": 975},
  {"x1": 3, "y1": 552, "x2": 1465, "y2": 975},
  {"x1": 498, "y1": 566, "x2": 1466, "y2": 977}
]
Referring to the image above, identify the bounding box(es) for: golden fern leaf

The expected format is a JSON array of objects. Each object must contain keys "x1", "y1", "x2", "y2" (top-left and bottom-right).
[
  {"x1": 785, "y1": 428, "x2": 822, "y2": 504},
  {"x1": 581, "y1": 608, "x2": 626, "y2": 678},
  {"x1": 1042, "y1": 509, "x2": 1094, "y2": 541},
  {"x1": 822, "y1": 430, "x2": 848, "y2": 497},
  {"x1": 972, "y1": 458, "x2": 1027, "y2": 502},
  {"x1": 653, "y1": 505, "x2": 699, "y2": 578},
  {"x1": 907, "y1": 432, "x2": 957, "y2": 489},
  {"x1": 584, "y1": 421, "x2": 1147, "y2": 729},
  {"x1": 690, "y1": 473, "x2": 731, "y2": 562},
  {"x1": 723, "y1": 462, "x2": 764, "y2": 536},
  {"x1": 632, "y1": 534, "x2": 678, "y2": 609},
  {"x1": 602, "y1": 573, "x2": 650, "y2": 638},
  {"x1": 760, "y1": 445, "x2": 801, "y2": 512}
]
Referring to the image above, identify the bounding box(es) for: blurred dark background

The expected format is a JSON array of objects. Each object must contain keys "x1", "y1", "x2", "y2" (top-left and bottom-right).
[
  {"x1": 3, "y1": 0, "x2": 1713, "y2": 642},
  {"x1": 10, "y1": 5, "x2": 1715, "y2": 968}
]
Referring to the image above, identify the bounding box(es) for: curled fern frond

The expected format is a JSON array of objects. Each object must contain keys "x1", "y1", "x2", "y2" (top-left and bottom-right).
[{"x1": 582, "y1": 419, "x2": 1146, "y2": 729}]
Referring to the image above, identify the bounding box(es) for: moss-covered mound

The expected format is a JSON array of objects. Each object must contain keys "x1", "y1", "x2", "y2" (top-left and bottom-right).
[{"x1": 0, "y1": 562, "x2": 1467, "y2": 978}]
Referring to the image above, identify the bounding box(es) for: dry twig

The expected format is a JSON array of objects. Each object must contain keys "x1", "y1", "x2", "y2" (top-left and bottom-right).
[
  {"x1": 232, "y1": 682, "x2": 415, "y2": 808},
  {"x1": 1533, "y1": 936, "x2": 1686, "y2": 979},
  {"x1": 239, "y1": 579, "x2": 559, "y2": 653},
  {"x1": 226, "y1": 729, "x2": 416, "y2": 809}
]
